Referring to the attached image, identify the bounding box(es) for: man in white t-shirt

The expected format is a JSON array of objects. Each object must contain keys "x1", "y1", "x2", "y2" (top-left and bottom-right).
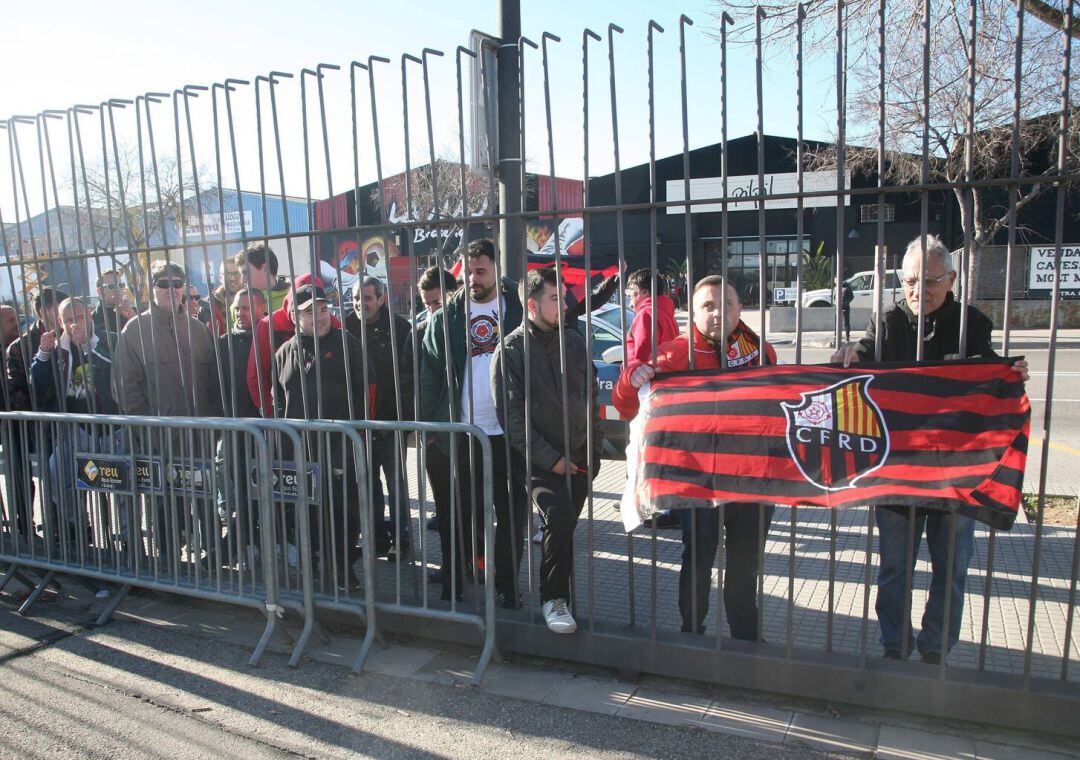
[{"x1": 419, "y1": 239, "x2": 526, "y2": 606}]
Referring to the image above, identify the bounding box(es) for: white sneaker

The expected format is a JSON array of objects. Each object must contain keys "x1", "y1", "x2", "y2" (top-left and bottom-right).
[{"x1": 542, "y1": 598, "x2": 577, "y2": 634}]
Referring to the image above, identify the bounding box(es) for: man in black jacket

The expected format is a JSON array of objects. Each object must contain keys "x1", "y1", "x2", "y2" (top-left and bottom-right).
[
  {"x1": 4, "y1": 287, "x2": 67, "y2": 540},
  {"x1": 32, "y1": 297, "x2": 120, "y2": 550},
  {"x1": 212, "y1": 288, "x2": 267, "y2": 418},
  {"x1": 834, "y1": 235, "x2": 1028, "y2": 665},
  {"x1": 493, "y1": 268, "x2": 601, "y2": 633},
  {"x1": 346, "y1": 275, "x2": 413, "y2": 558},
  {"x1": 91, "y1": 269, "x2": 135, "y2": 341},
  {"x1": 210, "y1": 288, "x2": 267, "y2": 554},
  {"x1": 275, "y1": 284, "x2": 369, "y2": 588}
]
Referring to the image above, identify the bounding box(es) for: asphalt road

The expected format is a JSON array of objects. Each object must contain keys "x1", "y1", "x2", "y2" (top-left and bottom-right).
[{"x1": 0, "y1": 602, "x2": 843, "y2": 760}]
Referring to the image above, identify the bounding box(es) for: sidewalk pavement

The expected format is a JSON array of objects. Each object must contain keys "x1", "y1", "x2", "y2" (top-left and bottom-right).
[{"x1": 7, "y1": 574, "x2": 1077, "y2": 760}]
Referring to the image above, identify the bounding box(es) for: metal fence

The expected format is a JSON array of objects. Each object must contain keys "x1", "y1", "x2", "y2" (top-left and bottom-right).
[{"x1": 0, "y1": 0, "x2": 1078, "y2": 739}]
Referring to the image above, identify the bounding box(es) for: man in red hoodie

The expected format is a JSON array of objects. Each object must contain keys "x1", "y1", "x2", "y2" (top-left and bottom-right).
[
  {"x1": 621, "y1": 268, "x2": 681, "y2": 526},
  {"x1": 613, "y1": 275, "x2": 777, "y2": 640},
  {"x1": 623, "y1": 269, "x2": 679, "y2": 369},
  {"x1": 246, "y1": 273, "x2": 340, "y2": 416}
]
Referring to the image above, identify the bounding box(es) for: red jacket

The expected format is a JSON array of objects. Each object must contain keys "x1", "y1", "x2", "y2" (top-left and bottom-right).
[
  {"x1": 612, "y1": 320, "x2": 778, "y2": 420},
  {"x1": 625, "y1": 295, "x2": 679, "y2": 370},
  {"x1": 246, "y1": 273, "x2": 341, "y2": 416}
]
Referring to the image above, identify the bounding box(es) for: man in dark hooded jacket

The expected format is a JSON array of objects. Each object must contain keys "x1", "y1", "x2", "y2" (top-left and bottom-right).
[{"x1": 275, "y1": 284, "x2": 368, "y2": 588}]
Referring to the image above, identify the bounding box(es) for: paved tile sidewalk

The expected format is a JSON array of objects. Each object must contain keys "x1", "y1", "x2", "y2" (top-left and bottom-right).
[{"x1": 366, "y1": 452, "x2": 1080, "y2": 684}]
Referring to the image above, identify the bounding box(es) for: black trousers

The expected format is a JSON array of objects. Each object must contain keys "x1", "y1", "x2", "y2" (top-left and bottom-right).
[
  {"x1": 531, "y1": 469, "x2": 589, "y2": 603},
  {"x1": 2, "y1": 428, "x2": 35, "y2": 540},
  {"x1": 842, "y1": 304, "x2": 851, "y2": 340},
  {"x1": 451, "y1": 435, "x2": 526, "y2": 599},
  {"x1": 678, "y1": 504, "x2": 773, "y2": 640},
  {"x1": 427, "y1": 442, "x2": 463, "y2": 589}
]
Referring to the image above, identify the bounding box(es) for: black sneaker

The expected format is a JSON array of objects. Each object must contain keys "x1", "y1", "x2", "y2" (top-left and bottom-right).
[
  {"x1": 652, "y1": 510, "x2": 681, "y2": 529},
  {"x1": 884, "y1": 649, "x2": 904, "y2": 660},
  {"x1": 386, "y1": 539, "x2": 411, "y2": 563},
  {"x1": 426, "y1": 515, "x2": 439, "y2": 531},
  {"x1": 496, "y1": 591, "x2": 521, "y2": 610},
  {"x1": 919, "y1": 651, "x2": 942, "y2": 665}
]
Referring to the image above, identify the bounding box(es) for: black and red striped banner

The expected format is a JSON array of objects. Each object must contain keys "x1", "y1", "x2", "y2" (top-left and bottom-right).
[{"x1": 621, "y1": 359, "x2": 1030, "y2": 531}]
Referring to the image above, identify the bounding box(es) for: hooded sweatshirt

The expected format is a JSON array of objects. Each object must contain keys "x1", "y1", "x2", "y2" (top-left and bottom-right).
[
  {"x1": 246, "y1": 273, "x2": 341, "y2": 416},
  {"x1": 625, "y1": 294, "x2": 679, "y2": 370}
]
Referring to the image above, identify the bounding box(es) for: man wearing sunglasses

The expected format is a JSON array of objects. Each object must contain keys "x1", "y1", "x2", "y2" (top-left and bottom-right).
[
  {"x1": 112, "y1": 262, "x2": 221, "y2": 562},
  {"x1": 92, "y1": 269, "x2": 135, "y2": 338},
  {"x1": 833, "y1": 234, "x2": 1028, "y2": 667}
]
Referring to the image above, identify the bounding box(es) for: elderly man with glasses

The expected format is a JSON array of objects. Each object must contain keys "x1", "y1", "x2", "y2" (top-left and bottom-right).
[{"x1": 833, "y1": 234, "x2": 1028, "y2": 666}]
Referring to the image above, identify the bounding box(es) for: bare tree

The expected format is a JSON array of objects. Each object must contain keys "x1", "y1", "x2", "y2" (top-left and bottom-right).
[
  {"x1": 372, "y1": 158, "x2": 492, "y2": 265},
  {"x1": 710, "y1": 0, "x2": 1079, "y2": 300},
  {"x1": 75, "y1": 145, "x2": 218, "y2": 299}
]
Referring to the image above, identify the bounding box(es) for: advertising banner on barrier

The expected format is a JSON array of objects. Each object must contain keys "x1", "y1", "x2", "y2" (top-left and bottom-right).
[
  {"x1": 76, "y1": 454, "x2": 210, "y2": 496},
  {"x1": 252, "y1": 462, "x2": 321, "y2": 504}
]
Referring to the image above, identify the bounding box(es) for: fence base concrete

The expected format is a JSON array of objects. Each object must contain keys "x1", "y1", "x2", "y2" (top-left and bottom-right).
[
  {"x1": 772, "y1": 300, "x2": 1080, "y2": 331},
  {"x1": 975, "y1": 299, "x2": 1080, "y2": 329},
  {"x1": 770, "y1": 306, "x2": 872, "y2": 333}
]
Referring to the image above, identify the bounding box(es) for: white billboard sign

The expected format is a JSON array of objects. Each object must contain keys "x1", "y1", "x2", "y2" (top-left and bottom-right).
[
  {"x1": 666, "y1": 171, "x2": 851, "y2": 213},
  {"x1": 1029, "y1": 245, "x2": 1080, "y2": 297},
  {"x1": 183, "y1": 209, "x2": 253, "y2": 238}
]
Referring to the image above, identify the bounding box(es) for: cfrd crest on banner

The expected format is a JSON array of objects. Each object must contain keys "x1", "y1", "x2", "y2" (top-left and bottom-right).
[{"x1": 781, "y1": 375, "x2": 890, "y2": 491}]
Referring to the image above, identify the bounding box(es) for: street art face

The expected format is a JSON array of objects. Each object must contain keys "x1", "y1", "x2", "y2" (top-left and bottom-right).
[{"x1": 317, "y1": 234, "x2": 396, "y2": 293}]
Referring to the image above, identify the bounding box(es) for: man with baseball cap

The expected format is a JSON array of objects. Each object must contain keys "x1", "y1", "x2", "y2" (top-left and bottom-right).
[{"x1": 274, "y1": 283, "x2": 369, "y2": 589}]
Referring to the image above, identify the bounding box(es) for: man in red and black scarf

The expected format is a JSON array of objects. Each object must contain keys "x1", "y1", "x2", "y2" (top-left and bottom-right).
[{"x1": 613, "y1": 275, "x2": 777, "y2": 639}]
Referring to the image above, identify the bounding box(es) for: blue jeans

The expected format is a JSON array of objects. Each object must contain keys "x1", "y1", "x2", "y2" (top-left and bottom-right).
[
  {"x1": 678, "y1": 505, "x2": 773, "y2": 640},
  {"x1": 875, "y1": 506, "x2": 976, "y2": 657}
]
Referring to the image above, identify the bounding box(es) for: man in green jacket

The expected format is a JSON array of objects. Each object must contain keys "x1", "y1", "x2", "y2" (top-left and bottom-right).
[{"x1": 419, "y1": 238, "x2": 525, "y2": 606}]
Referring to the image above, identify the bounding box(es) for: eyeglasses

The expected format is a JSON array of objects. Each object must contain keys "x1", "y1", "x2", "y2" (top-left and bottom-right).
[
  {"x1": 180, "y1": 295, "x2": 202, "y2": 305},
  {"x1": 154, "y1": 279, "x2": 185, "y2": 289},
  {"x1": 100, "y1": 283, "x2": 126, "y2": 291},
  {"x1": 902, "y1": 273, "x2": 951, "y2": 288}
]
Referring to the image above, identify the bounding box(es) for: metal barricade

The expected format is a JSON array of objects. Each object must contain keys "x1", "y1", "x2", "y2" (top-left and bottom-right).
[
  {"x1": 352, "y1": 419, "x2": 496, "y2": 685},
  {"x1": 251, "y1": 418, "x2": 377, "y2": 672},
  {"x1": 0, "y1": 411, "x2": 280, "y2": 666}
]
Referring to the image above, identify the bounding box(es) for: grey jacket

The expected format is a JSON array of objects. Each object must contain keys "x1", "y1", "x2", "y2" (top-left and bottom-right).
[
  {"x1": 112, "y1": 302, "x2": 220, "y2": 420},
  {"x1": 492, "y1": 319, "x2": 601, "y2": 474}
]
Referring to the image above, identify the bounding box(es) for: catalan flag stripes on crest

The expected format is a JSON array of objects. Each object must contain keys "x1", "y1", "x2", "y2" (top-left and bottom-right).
[{"x1": 620, "y1": 359, "x2": 1030, "y2": 532}]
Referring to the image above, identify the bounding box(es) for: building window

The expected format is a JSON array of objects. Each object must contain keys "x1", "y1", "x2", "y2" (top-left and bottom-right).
[{"x1": 859, "y1": 203, "x2": 895, "y2": 223}]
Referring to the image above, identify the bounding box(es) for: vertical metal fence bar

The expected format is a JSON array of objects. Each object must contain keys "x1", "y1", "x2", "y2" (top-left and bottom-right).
[
  {"x1": 646, "y1": 18, "x2": 664, "y2": 637},
  {"x1": 1024, "y1": 0, "x2": 1072, "y2": 686},
  {"x1": 582, "y1": 27, "x2": 601, "y2": 634},
  {"x1": 605, "y1": 22, "x2": 635, "y2": 627}
]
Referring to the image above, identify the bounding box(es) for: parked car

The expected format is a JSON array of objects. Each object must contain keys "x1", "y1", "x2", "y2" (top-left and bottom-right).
[
  {"x1": 580, "y1": 304, "x2": 632, "y2": 458},
  {"x1": 801, "y1": 269, "x2": 903, "y2": 309}
]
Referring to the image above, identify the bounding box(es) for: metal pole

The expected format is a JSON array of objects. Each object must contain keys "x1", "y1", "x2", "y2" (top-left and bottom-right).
[{"x1": 498, "y1": 0, "x2": 523, "y2": 282}]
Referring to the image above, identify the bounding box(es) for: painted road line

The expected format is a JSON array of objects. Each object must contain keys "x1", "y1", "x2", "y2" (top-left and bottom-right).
[{"x1": 1029, "y1": 436, "x2": 1080, "y2": 458}]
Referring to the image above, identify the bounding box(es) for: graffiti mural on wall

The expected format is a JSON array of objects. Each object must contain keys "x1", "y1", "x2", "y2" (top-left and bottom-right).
[{"x1": 316, "y1": 232, "x2": 395, "y2": 297}]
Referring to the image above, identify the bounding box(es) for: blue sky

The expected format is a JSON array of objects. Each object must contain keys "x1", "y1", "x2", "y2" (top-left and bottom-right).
[{"x1": 0, "y1": 0, "x2": 841, "y2": 212}]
